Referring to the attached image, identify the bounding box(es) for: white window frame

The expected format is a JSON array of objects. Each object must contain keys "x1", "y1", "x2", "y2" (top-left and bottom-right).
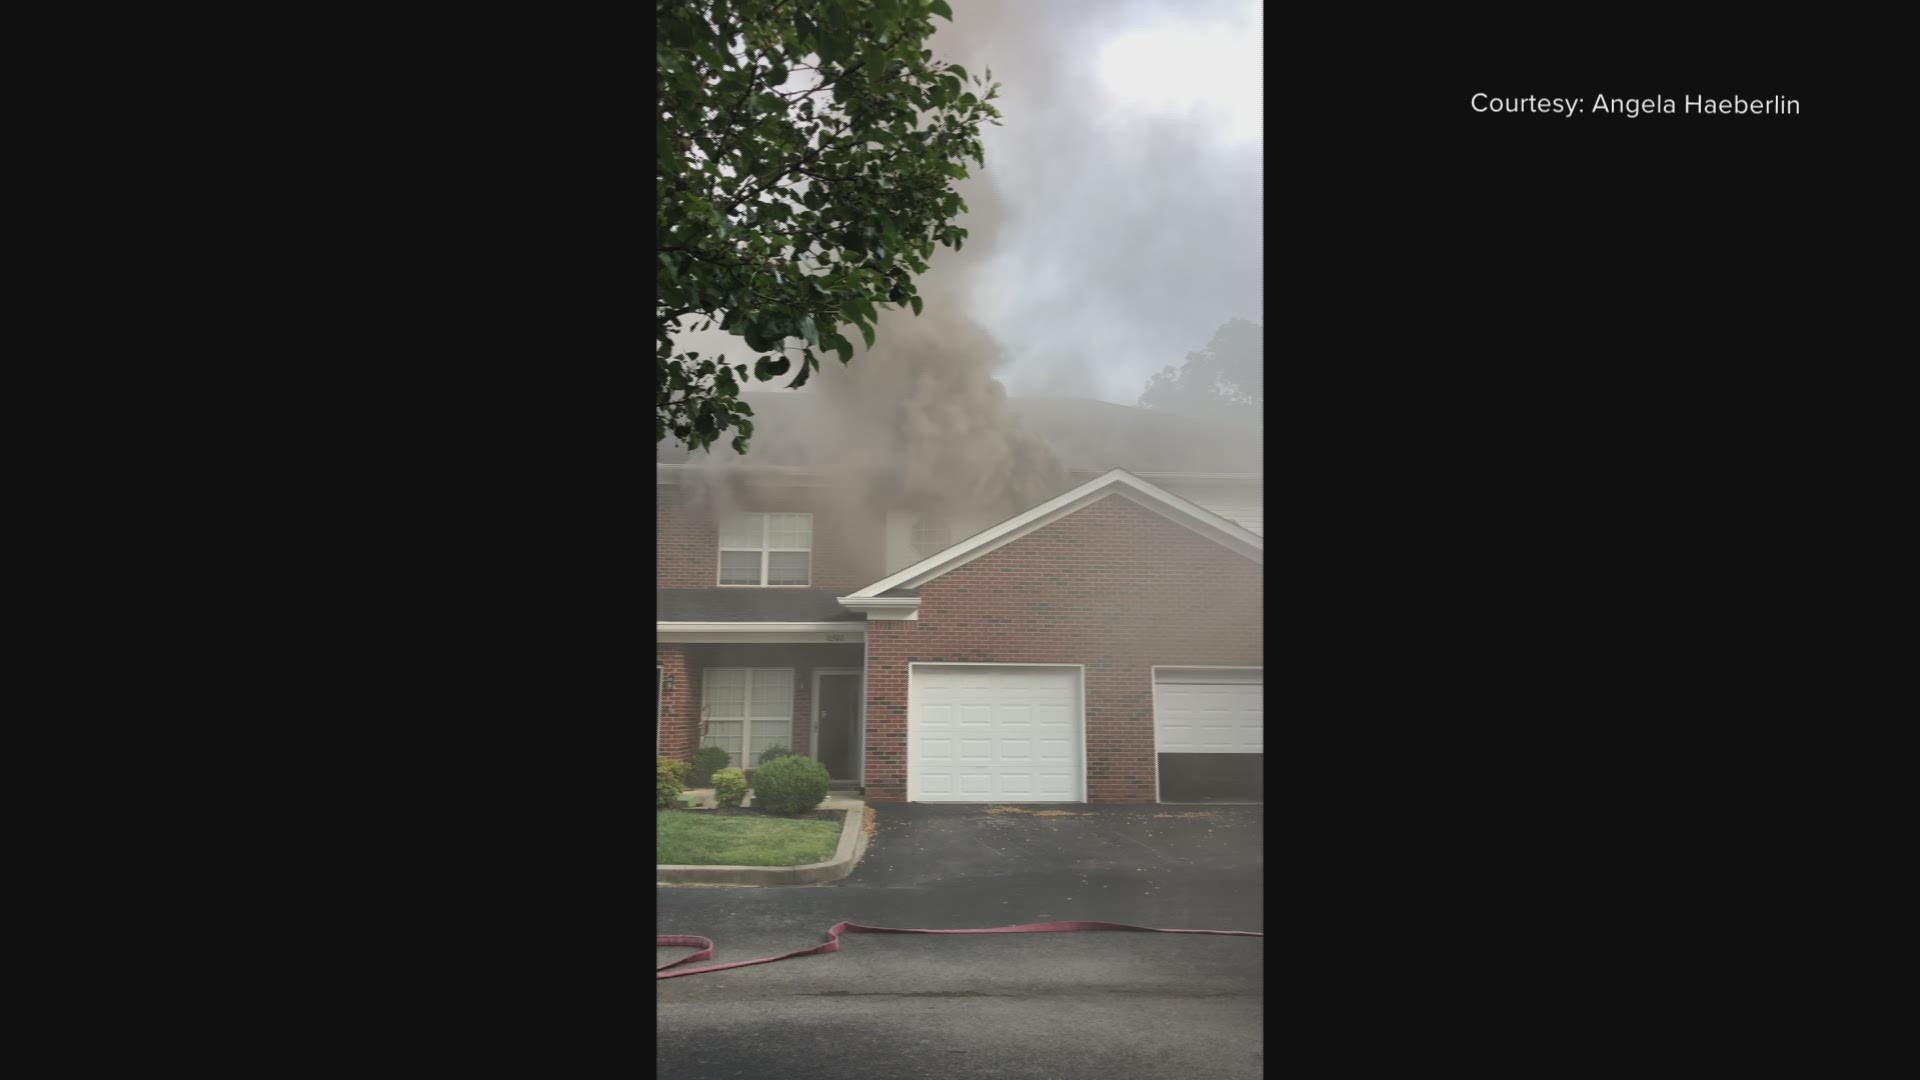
[
  {"x1": 717, "y1": 512, "x2": 813, "y2": 587},
  {"x1": 701, "y1": 667, "x2": 795, "y2": 769}
]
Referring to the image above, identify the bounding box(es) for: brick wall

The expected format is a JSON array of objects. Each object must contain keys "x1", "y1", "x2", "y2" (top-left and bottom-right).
[
  {"x1": 656, "y1": 485, "x2": 718, "y2": 589},
  {"x1": 655, "y1": 644, "x2": 697, "y2": 759},
  {"x1": 863, "y1": 494, "x2": 1263, "y2": 804},
  {"x1": 656, "y1": 480, "x2": 882, "y2": 589}
]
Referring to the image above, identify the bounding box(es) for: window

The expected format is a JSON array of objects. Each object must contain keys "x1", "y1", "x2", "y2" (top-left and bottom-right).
[
  {"x1": 909, "y1": 514, "x2": 952, "y2": 557},
  {"x1": 718, "y1": 512, "x2": 812, "y2": 586},
  {"x1": 702, "y1": 668, "x2": 794, "y2": 768}
]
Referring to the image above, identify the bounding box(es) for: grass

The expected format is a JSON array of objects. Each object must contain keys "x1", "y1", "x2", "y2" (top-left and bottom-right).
[{"x1": 657, "y1": 811, "x2": 842, "y2": 867}]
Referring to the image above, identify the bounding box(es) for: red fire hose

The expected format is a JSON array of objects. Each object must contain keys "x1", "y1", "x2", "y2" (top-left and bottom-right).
[{"x1": 658, "y1": 919, "x2": 1264, "y2": 980}]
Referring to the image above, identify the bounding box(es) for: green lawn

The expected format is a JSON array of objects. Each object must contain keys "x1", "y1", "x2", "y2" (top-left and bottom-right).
[{"x1": 657, "y1": 811, "x2": 842, "y2": 867}]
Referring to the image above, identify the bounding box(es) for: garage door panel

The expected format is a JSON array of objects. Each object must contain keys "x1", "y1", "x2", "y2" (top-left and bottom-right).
[
  {"x1": 911, "y1": 665, "x2": 1083, "y2": 803},
  {"x1": 1155, "y1": 672, "x2": 1263, "y2": 756}
]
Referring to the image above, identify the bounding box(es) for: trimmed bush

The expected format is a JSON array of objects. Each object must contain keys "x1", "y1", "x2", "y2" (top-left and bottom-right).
[
  {"x1": 757, "y1": 745, "x2": 793, "y2": 765},
  {"x1": 657, "y1": 757, "x2": 690, "y2": 809},
  {"x1": 688, "y1": 746, "x2": 731, "y2": 787},
  {"x1": 713, "y1": 767, "x2": 748, "y2": 808},
  {"x1": 750, "y1": 755, "x2": 831, "y2": 814}
]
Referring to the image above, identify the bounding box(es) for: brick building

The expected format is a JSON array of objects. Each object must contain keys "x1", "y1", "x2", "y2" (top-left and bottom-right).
[{"x1": 656, "y1": 397, "x2": 1263, "y2": 804}]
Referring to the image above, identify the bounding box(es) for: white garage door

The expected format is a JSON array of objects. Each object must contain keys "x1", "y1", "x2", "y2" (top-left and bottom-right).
[
  {"x1": 1154, "y1": 668, "x2": 1263, "y2": 754},
  {"x1": 910, "y1": 665, "x2": 1083, "y2": 802}
]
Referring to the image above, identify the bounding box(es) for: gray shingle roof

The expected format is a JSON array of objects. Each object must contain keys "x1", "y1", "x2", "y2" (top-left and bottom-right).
[
  {"x1": 657, "y1": 394, "x2": 1261, "y2": 475},
  {"x1": 656, "y1": 589, "x2": 863, "y2": 622}
]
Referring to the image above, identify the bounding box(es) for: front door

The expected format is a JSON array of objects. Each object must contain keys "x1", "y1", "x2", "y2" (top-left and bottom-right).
[{"x1": 815, "y1": 671, "x2": 861, "y2": 781}]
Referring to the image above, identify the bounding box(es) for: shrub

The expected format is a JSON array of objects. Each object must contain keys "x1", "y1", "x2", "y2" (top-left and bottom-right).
[
  {"x1": 757, "y1": 745, "x2": 793, "y2": 765},
  {"x1": 750, "y1": 755, "x2": 831, "y2": 814},
  {"x1": 687, "y1": 746, "x2": 731, "y2": 787},
  {"x1": 713, "y1": 767, "x2": 748, "y2": 808},
  {"x1": 657, "y1": 757, "x2": 690, "y2": 809}
]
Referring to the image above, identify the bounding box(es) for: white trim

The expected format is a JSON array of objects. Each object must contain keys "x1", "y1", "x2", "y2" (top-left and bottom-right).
[
  {"x1": 811, "y1": 668, "x2": 862, "y2": 781},
  {"x1": 835, "y1": 595, "x2": 921, "y2": 620},
  {"x1": 844, "y1": 469, "x2": 1262, "y2": 600},
  {"x1": 656, "y1": 621, "x2": 865, "y2": 643},
  {"x1": 1149, "y1": 665, "x2": 1264, "y2": 803},
  {"x1": 906, "y1": 662, "x2": 1088, "y2": 804},
  {"x1": 1154, "y1": 666, "x2": 1264, "y2": 684}
]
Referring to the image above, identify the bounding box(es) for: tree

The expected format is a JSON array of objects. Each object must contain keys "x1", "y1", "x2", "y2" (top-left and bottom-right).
[
  {"x1": 1138, "y1": 318, "x2": 1263, "y2": 421},
  {"x1": 658, "y1": 0, "x2": 1002, "y2": 454}
]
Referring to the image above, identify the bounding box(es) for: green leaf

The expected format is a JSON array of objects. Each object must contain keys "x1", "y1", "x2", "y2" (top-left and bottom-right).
[
  {"x1": 798, "y1": 314, "x2": 819, "y2": 345},
  {"x1": 929, "y1": 0, "x2": 953, "y2": 20},
  {"x1": 853, "y1": 318, "x2": 875, "y2": 349},
  {"x1": 909, "y1": 295, "x2": 923, "y2": 316}
]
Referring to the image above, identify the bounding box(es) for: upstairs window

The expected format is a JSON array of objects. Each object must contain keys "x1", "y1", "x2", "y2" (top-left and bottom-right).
[
  {"x1": 908, "y1": 514, "x2": 952, "y2": 558},
  {"x1": 718, "y1": 512, "x2": 812, "y2": 586}
]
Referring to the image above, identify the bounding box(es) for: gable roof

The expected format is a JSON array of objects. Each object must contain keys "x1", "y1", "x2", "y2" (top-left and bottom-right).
[{"x1": 840, "y1": 468, "x2": 1262, "y2": 605}]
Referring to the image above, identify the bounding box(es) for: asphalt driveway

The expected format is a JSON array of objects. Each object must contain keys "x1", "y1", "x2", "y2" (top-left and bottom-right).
[{"x1": 659, "y1": 804, "x2": 1264, "y2": 1080}]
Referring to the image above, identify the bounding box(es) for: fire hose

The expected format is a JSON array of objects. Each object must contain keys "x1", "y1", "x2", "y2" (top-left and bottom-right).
[{"x1": 658, "y1": 919, "x2": 1264, "y2": 979}]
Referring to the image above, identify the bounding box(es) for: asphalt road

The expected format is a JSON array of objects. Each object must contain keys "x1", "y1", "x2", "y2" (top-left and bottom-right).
[{"x1": 658, "y1": 804, "x2": 1264, "y2": 1080}]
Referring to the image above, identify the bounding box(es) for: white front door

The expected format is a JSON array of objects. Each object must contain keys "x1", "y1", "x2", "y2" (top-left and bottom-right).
[
  {"x1": 909, "y1": 664, "x2": 1083, "y2": 802},
  {"x1": 702, "y1": 667, "x2": 794, "y2": 769}
]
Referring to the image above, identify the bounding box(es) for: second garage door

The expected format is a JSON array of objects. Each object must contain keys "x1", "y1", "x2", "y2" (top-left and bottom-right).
[
  {"x1": 1154, "y1": 668, "x2": 1263, "y2": 802},
  {"x1": 909, "y1": 664, "x2": 1083, "y2": 802}
]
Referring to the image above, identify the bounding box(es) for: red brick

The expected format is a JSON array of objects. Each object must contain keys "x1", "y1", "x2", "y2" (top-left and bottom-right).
[{"x1": 863, "y1": 494, "x2": 1261, "y2": 803}]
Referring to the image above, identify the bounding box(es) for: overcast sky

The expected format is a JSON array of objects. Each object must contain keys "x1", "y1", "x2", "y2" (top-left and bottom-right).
[{"x1": 675, "y1": 0, "x2": 1263, "y2": 408}]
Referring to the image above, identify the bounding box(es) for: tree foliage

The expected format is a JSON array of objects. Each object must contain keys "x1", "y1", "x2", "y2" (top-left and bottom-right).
[
  {"x1": 658, "y1": 0, "x2": 1001, "y2": 454},
  {"x1": 1138, "y1": 318, "x2": 1263, "y2": 420}
]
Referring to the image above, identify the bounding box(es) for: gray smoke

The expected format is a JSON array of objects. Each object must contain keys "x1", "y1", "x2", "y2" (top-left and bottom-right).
[
  {"x1": 676, "y1": 0, "x2": 1264, "y2": 523},
  {"x1": 685, "y1": 9, "x2": 1076, "y2": 524},
  {"x1": 798, "y1": 170, "x2": 1071, "y2": 518}
]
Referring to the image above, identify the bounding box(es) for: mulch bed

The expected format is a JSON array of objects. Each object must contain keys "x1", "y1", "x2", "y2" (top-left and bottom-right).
[{"x1": 671, "y1": 807, "x2": 844, "y2": 823}]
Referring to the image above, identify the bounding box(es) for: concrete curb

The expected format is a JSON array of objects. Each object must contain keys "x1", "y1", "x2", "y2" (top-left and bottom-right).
[{"x1": 658, "y1": 805, "x2": 868, "y2": 887}]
